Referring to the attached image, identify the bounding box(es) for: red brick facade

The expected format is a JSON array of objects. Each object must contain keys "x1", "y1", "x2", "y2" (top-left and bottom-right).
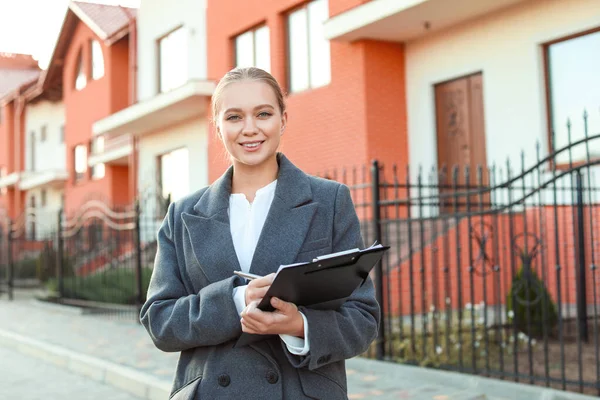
[{"x1": 206, "y1": 0, "x2": 407, "y2": 183}]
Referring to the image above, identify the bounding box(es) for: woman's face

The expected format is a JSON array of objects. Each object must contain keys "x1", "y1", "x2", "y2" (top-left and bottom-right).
[{"x1": 217, "y1": 80, "x2": 286, "y2": 170}]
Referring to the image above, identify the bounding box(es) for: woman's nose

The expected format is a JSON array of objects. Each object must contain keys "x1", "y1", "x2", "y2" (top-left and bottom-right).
[{"x1": 242, "y1": 117, "x2": 258, "y2": 135}]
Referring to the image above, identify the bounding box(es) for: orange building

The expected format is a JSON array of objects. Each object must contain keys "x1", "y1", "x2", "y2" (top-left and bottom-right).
[
  {"x1": 0, "y1": 53, "x2": 40, "y2": 219},
  {"x1": 39, "y1": 1, "x2": 136, "y2": 216}
]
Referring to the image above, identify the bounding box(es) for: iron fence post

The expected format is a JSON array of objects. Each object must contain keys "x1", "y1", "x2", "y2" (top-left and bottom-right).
[
  {"x1": 56, "y1": 209, "x2": 64, "y2": 298},
  {"x1": 574, "y1": 170, "x2": 588, "y2": 342},
  {"x1": 7, "y1": 219, "x2": 13, "y2": 301},
  {"x1": 134, "y1": 201, "x2": 143, "y2": 321},
  {"x1": 371, "y1": 159, "x2": 385, "y2": 360}
]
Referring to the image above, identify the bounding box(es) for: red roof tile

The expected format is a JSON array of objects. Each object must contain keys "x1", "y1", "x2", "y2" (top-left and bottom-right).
[
  {"x1": 71, "y1": 1, "x2": 137, "y2": 41},
  {"x1": 0, "y1": 54, "x2": 40, "y2": 99},
  {"x1": 0, "y1": 69, "x2": 40, "y2": 99}
]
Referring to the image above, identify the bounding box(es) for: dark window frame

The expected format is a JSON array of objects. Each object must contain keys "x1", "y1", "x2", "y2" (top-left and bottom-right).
[
  {"x1": 233, "y1": 23, "x2": 270, "y2": 71},
  {"x1": 542, "y1": 26, "x2": 600, "y2": 168},
  {"x1": 285, "y1": 0, "x2": 331, "y2": 94},
  {"x1": 156, "y1": 25, "x2": 186, "y2": 94}
]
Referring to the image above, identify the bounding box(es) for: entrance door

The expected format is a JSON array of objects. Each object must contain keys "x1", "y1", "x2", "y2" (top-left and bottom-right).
[{"x1": 434, "y1": 73, "x2": 489, "y2": 211}]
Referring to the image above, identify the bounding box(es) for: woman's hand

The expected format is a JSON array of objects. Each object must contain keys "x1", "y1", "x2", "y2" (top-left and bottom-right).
[
  {"x1": 245, "y1": 273, "x2": 276, "y2": 305},
  {"x1": 240, "y1": 297, "x2": 304, "y2": 337}
]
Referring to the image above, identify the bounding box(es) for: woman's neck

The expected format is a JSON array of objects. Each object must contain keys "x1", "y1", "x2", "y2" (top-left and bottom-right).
[{"x1": 231, "y1": 156, "x2": 279, "y2": 203}]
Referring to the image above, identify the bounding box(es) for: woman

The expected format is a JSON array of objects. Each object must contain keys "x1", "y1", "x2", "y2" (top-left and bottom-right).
[{"x1": 140, "y1": 67, "x2": 380, "y2": 400}]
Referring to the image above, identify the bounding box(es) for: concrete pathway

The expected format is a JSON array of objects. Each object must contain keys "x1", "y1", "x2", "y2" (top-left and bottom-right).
[
  {"x1": 0, "y1": 289, "x2": 596, "y2": 400},
  {"x1": 0, "y1": 346, "x2": 141, "y2": 400}
]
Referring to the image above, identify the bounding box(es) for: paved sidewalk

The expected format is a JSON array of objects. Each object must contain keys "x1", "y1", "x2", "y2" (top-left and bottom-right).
[
  {"x1": 0, "y1": 346, "x2": 141, "y2": 400},
  {"x1": 0, "y1": 290, "x2": 596, "y2": 400}
]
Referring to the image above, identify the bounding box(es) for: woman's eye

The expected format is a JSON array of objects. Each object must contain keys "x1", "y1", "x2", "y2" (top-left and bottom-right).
[
  {"x1": 258, "y1": 111, "x2": 272, "y2": 118},
  {"x1": 226, "y1": 115, "x2": 240, "y2": 121}
]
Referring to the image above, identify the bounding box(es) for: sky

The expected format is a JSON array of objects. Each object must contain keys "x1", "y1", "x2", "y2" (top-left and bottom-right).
[{"x1": 0, "y1": 0, "x2": 140, "y2": 69}]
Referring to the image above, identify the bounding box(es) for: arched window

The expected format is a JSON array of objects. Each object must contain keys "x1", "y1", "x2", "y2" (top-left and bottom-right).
[
  {"x1": 91, "y1": 40, "x2": 105, "y2": 80},
  {"x1": 75, "y1": 49, "x2": 87, "y2": 90}
]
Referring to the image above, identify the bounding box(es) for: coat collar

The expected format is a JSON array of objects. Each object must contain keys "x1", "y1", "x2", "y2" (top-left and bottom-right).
[
  {"x1": 192, "y1": 153, "x2": 312, "y2": 218},
  {"x1": 183, "y1": 153, "x2": 318, "y2": 282}
]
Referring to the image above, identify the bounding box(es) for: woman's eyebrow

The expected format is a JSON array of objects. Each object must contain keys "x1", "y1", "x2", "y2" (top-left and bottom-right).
[{"x1": 224, "y1": 104, "x2": 275, "y2": 114}]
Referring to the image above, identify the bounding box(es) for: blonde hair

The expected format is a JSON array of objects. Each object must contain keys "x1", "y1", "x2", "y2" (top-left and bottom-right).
[{"x1": 211, "y1": 67, "x2": 286, "y2": 125}]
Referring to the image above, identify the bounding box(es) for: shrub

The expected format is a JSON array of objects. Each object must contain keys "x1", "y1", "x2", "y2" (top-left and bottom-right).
[
  {"x1": 506, "y1": 263, "x2": 558, "y2": 338},
  {"x1": 46, "y1": 267, "x2": 153, "y2": 305}
]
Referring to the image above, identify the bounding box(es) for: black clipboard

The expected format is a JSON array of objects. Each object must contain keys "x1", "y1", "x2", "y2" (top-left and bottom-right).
[{"x1": 234, "y1": 243, "x2": 390, "y2": 348}]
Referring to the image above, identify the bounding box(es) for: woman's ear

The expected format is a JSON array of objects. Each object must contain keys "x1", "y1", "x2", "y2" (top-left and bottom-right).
[{"x1": 281, "y1": 111, "x2": 288, "y2": 135}]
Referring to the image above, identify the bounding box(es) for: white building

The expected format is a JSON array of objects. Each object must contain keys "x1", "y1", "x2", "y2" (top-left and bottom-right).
[
  {"x1": 21, "y1": 100, "x2": 66, "y2": 239},
  {"x1": 325, "y1": 0, "x2": 600, "y2": 206},
  {"x1": 90, "y1": 0, "x2": 214, "y2": 240}
]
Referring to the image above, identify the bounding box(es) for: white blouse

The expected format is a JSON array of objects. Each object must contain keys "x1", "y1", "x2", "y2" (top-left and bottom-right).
[{"x1": 229, "y1": 180, "x2": 310, "y2": 355}]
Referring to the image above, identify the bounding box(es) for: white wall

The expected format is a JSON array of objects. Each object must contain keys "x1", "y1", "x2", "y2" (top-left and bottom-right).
[
  {"x1": 25, "y1": 187, "x2": 63, "y2": 240},
  {"x1": 405, "y1": 0, "x2": 600, "y2": 173},
  {"x1": 136, "y1": 0, "x2": 208, "y2": 102},
  {"x1": 25, "y1": 100, "x2": 66, "y2": 172},
  {"x1": 137, "y1": 117, "x2": 209, "y2": 241}
]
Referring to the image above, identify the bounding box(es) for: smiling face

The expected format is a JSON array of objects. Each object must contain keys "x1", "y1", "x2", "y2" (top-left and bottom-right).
[{"x1": 216, "y1": 80, "x2": 287, "y2": 170}]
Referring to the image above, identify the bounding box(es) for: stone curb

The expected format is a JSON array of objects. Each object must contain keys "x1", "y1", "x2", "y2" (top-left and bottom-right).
[
  {"x1": 29, "y1": 298, "x2": 87, "y2": 315},
  {"x1": 348, "y1": 357, "x2": 598, "y2": 400},
  {"x1": 0, "y1": 329, "x2": 171, "y2": 400},
  {"x1": 0, "y1": 323, "x2": 596, "y2": 400}
]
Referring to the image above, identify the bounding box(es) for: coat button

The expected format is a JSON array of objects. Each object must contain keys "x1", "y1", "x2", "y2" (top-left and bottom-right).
[
  {"x1": 218, "y1": 374, "x2": 231, "y2": 387},
  {"x1": 266, "y1": 370, "x2": 279, "y2": 384}
]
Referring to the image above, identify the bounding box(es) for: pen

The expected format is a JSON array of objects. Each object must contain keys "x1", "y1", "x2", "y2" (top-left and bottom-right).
[{"x1": 234, "y1": 271, "x2": 263, "y2": 281}]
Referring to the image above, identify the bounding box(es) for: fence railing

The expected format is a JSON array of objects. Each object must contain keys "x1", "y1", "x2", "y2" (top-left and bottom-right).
[
  {"x1": 0, "y1": 193, "x2": 167, "y2": 316},
  {"x1": 0, "y1": 128, "x2": 598, "y2": 395},
  {"x1": 327, "y1": 131, "x2": 599, "y2": 395}
]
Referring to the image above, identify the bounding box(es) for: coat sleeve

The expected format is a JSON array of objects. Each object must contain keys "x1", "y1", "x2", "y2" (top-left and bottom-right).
[
  {"x1": 140, "y1": 202, "x2": 244, "y2": 352},
  {"x1": 282, "y1": 184, "x2": 380, "y2": 370}
]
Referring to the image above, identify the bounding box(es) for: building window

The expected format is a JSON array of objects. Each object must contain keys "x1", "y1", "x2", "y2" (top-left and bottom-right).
[
  {"x1": 75, "y1": 49, "x2": 87, "y2": 90},
  {"x1": 91, "y1": 40, "x2": 105, "y2": 80},
  {"x1": 40, "y1": 125, "x2": 47, "y2": 142},
  {"x1": 159, "y1": 147, "x2": 189, "y2": 204},
  {"x1": 158, "y1": 27, "x2": 188, "y2": 93},
  {"x1": 41, "y1": 189, "x2": 47, "y2": 207},
  {"x1": 74, "y1": 144, "x2": 88, "y2": 182},
  {"x1": 546, "y1": 30, "x2": 600, "y2": 164},
  {"x1": 235, "y1": 25, "x2": 270, "y2": 72},
  {"x1": 0, "y1": 166, "x2": 7, "y2": 195},
  {"x1": 29, "y1": 196, "x2": 36, "y2": 240},
  {"x1": 91, "y1": 136, "x2": 106, "y2": 180},
  {"x1": 288, "y1": 0, "x2": 331, "y2": 93},
  {"x1": 29, "y1": 131, "x2": 36, "y2": 171}
]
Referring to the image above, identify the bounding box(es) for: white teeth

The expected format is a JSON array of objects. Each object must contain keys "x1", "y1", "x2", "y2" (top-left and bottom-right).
[{"x1": 243, "y1": 142, "x2": 260, "y2": 148}]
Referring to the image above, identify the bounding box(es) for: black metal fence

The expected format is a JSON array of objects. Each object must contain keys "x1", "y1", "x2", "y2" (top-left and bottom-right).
[
  {"x1": 334, "y1": 131, "x2": 599, "y2": 395},
  {"x1": 0, "y1": 126, "x2": 598, "y2": 395},
  {"x1": 0, "y1": 191, "x2": 167, "y2": 319}
]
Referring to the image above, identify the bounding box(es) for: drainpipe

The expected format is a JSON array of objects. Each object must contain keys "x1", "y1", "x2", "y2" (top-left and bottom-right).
[
  {"x1": 13, "y1": 94, "x2": 26, "y2": 218},
  {"x1": 120, "y1": 6, "x2": 138, "y2": 203},
  {"x1": 120, "y1": 6, "x2": 137, "y2": 106}
]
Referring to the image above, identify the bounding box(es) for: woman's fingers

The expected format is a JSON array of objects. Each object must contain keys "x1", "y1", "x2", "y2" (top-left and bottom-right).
[
  {"x1": 245, "y1": 273, "x2": 275, "y2": 304},
  {"x1": 248, "y1": 273, "x2": 275, "y2": 289}
]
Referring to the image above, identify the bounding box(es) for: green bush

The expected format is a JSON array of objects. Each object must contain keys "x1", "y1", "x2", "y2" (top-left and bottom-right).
[
  {"x1": 506, "y1": 263, "x2": 558, "y2": 338},
  {"x1": 46, "y1": 267, "x2": 153, "y2": 305}
]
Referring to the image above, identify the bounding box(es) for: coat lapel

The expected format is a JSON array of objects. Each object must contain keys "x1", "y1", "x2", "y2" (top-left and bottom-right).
[
  {"x1": 249, "y1": 154, "x2": 318, "y2": 277},
  {"x1": 181, "y1": 166, "x2": 242, "y2": 284},
  {"x1": 181, "y1": 154, "x2": 317, "y2": 283}
]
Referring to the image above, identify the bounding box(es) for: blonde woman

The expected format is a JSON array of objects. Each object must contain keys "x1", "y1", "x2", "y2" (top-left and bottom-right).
[{"x1": 140, "y1": 67, "x2": 379, "y2": 400}]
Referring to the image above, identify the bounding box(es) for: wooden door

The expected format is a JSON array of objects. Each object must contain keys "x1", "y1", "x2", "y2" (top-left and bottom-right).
[{"x1": 434, "y1": 73, "x2": 489, "y2": 211}]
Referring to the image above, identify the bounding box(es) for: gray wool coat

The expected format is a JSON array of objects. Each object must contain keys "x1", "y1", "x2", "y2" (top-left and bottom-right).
[{"x1": 140, "y1": 153, "x2": 380, "y2": 400}]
